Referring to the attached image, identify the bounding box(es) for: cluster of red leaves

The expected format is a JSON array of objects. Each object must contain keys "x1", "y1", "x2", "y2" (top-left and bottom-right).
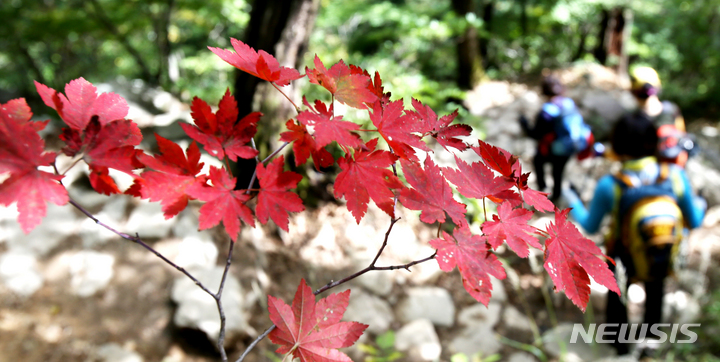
[{"x1": 0, "y1": 37, "x2": 620, "y2": 361}]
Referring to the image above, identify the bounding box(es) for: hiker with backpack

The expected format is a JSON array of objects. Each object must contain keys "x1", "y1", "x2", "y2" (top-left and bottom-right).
[
  {"x1": 519, "y1": 75, "x2": 593, "y2": 201},
  {"x1": 561, "y1": 114, "x2": 706, "y2": 355},
  {"x1": 627, "y1": 66, "x2": 697, "y2": 167}
]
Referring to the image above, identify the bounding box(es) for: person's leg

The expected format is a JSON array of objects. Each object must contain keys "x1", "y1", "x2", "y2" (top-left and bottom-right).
[
  {"x1": 533, "y1": 151, "x2": 548, "y2": 191},
  {"x1": 644, "y1": 279, "x2": 665, "y2": 327},
  {"x1": 605, "y1": 263, "x2": 630, "y2": 355},
  {"x1": 550, "y1": 155, "x2": 571, "y2": 200}
]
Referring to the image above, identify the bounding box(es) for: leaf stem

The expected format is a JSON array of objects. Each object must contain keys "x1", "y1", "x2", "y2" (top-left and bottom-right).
[
  {"x1": 61, "y1": 156, "x2": 84, "y2": 176},
  {"x1": 271, "y1": 82, "x2": 300, "y2": 114}
]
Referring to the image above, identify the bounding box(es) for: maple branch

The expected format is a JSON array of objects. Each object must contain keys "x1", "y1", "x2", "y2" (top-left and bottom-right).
[
  {"x1": 61, "y1": 157, "x2": 85, "y2": 176},
  {"x1": 65, "y1": 198, "x2": 218, "y2": 297},
  {"x1": 235, "y1": 219, "x2": 437, "y2": 362},
  {"x1": 223, "y1": 156, "x2": 234, "y2": 177},
  {"x1": 235, "y1": 325, "x2": 275, "y2": 362},
  {"x1": 244, "y1": 141, "x2": 291, "y2": 195},
  {"x1": 215, "y1": 240, "x2": 235, "y2": 362},
  {"x1": 271, "y1": 82, "x2": 300, "y2": 113}
]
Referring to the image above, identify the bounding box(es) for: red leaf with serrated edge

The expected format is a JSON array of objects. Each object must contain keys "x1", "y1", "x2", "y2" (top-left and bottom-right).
[
  {"x1": 482, "y1": 202, "x2": 541, "y2": 258},
  {"x1": 369, "y1": 99, "x2": 427, "y2": 160},
  {"x1": 208, "y1": 38, "x2": 302, "y2": 86},
  {"x1": 544, "y1": 209, "x2": 620, "y2": 312},
  {"x1": 280, "y1": 120, "x2": 334, "y2": 170},
  {"x1": 268, "y1": 279, "x2": 368, "y2": 362},
  {"x1": 473, "y1": 140, "x2": 517, "y2": 178},
  {"x1": 443, "y1": 156, "x2": 515, "y2": 201},
  {"x1": 512, "y1": 164, "x2": 554, "y2": 213},
  {"x1": 297, "y1": 98, "x2": 362, "y2": 150},
  {"x1": 429, "y1": 225, "x2": 506, "y2": 306},
  {"x1": 306, "y1": 55, "x2": 378, "y2": 109},
  {"x1": 255, "y1": 155, "x2": 305, "y2": 231},
  {"x1": 186, "y1": 166, "x2": 254, "y2": 241},
  {"x1": 180, "y1": 90, "x2": 260, "y2": 161},
  {"x1": 369, "y1": 71, "x2": 391, "y2": 105},
  {"x1": 334, "y1": 138, "x2": 403, "y2": 223},
  {"x1": 410, "y1": 98, "x2": 471, "y2": 151},
  {"x1": 399, "y1": 158, "x2": 467, "y2": 227},
  {"x1": 131, "y1": 135, "x2": 205, "y2": 219},
  {"x1": 34, "y1": 78, "x2": 128, "y2": 130},
  {"x1": 0, "y1": 98, "x2": 68, "y2": 233}
]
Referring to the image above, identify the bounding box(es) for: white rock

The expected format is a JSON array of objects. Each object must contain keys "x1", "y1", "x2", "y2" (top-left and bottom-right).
[
  {"x1": 663, "y1": 290, "x2": 701, "y2": 324},
  {"x1": 457, "y1": 302, "x2": 502, "y2": 328},
  {"x1": 491, "y1": 276, "x2": 507, "y2": 302},
  {"x1": 96, "y1": 343, "x2": 143, "y2": 362},
  {"x1": 353, "y1": 257, "x2": 394, "y2": 296},
  {"x1": 300, "y1": 223, "x2": 346, "y2": 268},
  {"x1": 394, "y1": 319, "x2": 441, "y2": 361},
  {"x1": 171, "y1": 267, "x2": 249, "y2": 345},
  {"x1": 126, "y1": 201, "x2": 175, "y2": 239},
  {"x1": 398, "y1": 287, "x2": 455, "y2": 327},
  {"x1": 3, "y1": 203, "x2": 78, "y2": 256},
  {"x1": 0, "y1": 252, "x2": 43, "y2": 296},
  {"x1": 508, "y1": 351, "x2": 538, "y2": 362},
  {"x1": 69, "y1": 251, "x2": 115, "y2": 297},
  {"x1": 343, "y1": 289, "x2": 394, "y2": 334},
  {"x1": 174, "y1": 237, "x2": 219, "y2": 270},
  {"x1": 502, "y1": 305, "x2": 534, "y2": 333},
  {"x1": 450, "y1": 324, "x2": 502, "y2": 357}
]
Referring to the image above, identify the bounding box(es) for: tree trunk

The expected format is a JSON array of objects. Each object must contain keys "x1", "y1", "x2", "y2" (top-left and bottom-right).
[
  {"x1": 593, "y1": 8, "x2": 609, "y2": 64},
  {"x1": 232, "y1": 0, "x2": 320, "y2": 190},
  {"x1": 479, "y1": 0, "x2": 495, "y2": 69},
  {"x1": 452, "y1": 0, "x2": 485, "y2": 89}
]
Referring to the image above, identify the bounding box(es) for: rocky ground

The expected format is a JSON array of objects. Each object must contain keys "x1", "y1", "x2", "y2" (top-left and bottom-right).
[{"x1": 2, "y1": 65, "x2": 720, "y2": 362}]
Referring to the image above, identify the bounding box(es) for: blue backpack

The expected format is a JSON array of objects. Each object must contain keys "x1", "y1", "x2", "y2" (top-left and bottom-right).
[
  {"x1": 609, "y1": 163, "x2": 684, "y2": 282},
  {"x1": 543, "y1": 97, "x2": 592, "y2": 156}
]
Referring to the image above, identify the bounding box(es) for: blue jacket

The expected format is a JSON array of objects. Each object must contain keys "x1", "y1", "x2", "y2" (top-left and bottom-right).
[{"x1": 566, "y1": 157, "x2": 705, "y2": 234}]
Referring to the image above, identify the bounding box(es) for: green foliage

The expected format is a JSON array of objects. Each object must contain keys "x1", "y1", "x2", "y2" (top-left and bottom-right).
[
  {"x1": 357, "y1": 331, "x2": 403, "y2": 362},
  {"x1": 0, "y1": 0, "x2": 249, "y2": 102}
]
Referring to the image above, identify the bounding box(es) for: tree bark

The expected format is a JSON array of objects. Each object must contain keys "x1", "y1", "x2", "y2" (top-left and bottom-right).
[
  {"x1": 593, "y1": 8, "x2": 609, "y2": 64},
  {"x1": 452, "y1": 0, "x2": 485, "y2": 89},
  {"x1": 232, "y1": 0, "x2": 320, "y2": 189},
  {"x1": 479, "y1": 0, "x2": 495, "y2": 68}
]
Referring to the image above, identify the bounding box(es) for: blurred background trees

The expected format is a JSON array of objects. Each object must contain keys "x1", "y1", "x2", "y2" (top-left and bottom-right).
[{"x1": 1, "y1": 0, "x2": 718, "y2": 118}]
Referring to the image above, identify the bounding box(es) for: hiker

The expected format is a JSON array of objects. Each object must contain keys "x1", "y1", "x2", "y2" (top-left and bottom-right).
[
  {"x1": 628, "y1": 66, "x2": 696, "y2": 167},
  {"x1": 519, "y1": 75, "x2": 591, "y2": 201},
  {"x1": 562, "y1": 114, "x2": 705, "y2": 355}
]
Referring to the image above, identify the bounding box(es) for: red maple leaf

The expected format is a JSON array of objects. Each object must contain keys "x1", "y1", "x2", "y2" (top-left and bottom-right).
[
  {"x1": 279, "y1": 120, "x2": 334, "y2": 170},
  {"x1": 268, "y1": 279, "x2": 368, "y2": 362},
  {"x1": 429, "y1": 225, "x2": 506, "y2": 306},
  {"x1": 306, "y1": 55, "x2": 378, "y2": 109},
  {"x1": 544, "y1": 209, "x2": 620, "y2": 312},
  {"x1": 0, "y1": 98, "x2": 68, "y2": 233},
  {"x1": 334, "y1": 139, "x2": 403, "y2": 223},
  {"x1": 297, "y1": 98, "x2": 362, "y2": 150},
  {"x1": 35, "y1": 78, "x2": 129, "y2": 130},
  {"x1": 369, "y1": 99, "x2": 427, "y2": 160},
  {"x1": 472, "y1": 140, "x2": 517, "y2": 178},
  {"x1": 180, "y1": 90, "x2": 260, "y2": 161},
  {"x1": 186, "y1": 166, "x2": 254, "y2": 242},
  {"x1": 208, "y1": 38, "x2": 303, "y2": 86},
  {"x1": 512, "y1": 165, "x2": 554, "y2": 213},
  {"x1": 399, "y1": 158, "x2": 467, "y2": 227},
  {"x1": 442, "y1": 156, "x2": 515, "y2": 203},
  {"x1": 410, "y1": 98, "x2": 471, "y2": 151},
  {"x1": 131, "y1": 134, "x2": 205, "y2": 219},
  {"x1": 35, "y1": 78, "x2": 142, "y2": 194},
  {"x1": 481, "y1": 201, "x2": 542, "y2": 258},
  {"x1": 255, "y1": 155, "x2": 305, "y2": 231}
]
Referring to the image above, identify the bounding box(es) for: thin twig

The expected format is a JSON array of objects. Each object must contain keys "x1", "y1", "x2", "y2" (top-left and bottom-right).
[
  {"x1": 244, "y1": 141, "x2": 291, "y2": 195},
  {"x1": 271, "y1": 82, "x2": 300, "y2": 113},
  {"x1": 215, "y1": 241, "x2": 235, "y2": 362},
  {"x1": 236, "y1": 325, "x2": 276, "y2": 362},
  {"x1": 234, "y1": 217, "x2": 438, "y2": 362},
  {"x1": 66, "y1": 198, "x2": 216, "y2": 296}
]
